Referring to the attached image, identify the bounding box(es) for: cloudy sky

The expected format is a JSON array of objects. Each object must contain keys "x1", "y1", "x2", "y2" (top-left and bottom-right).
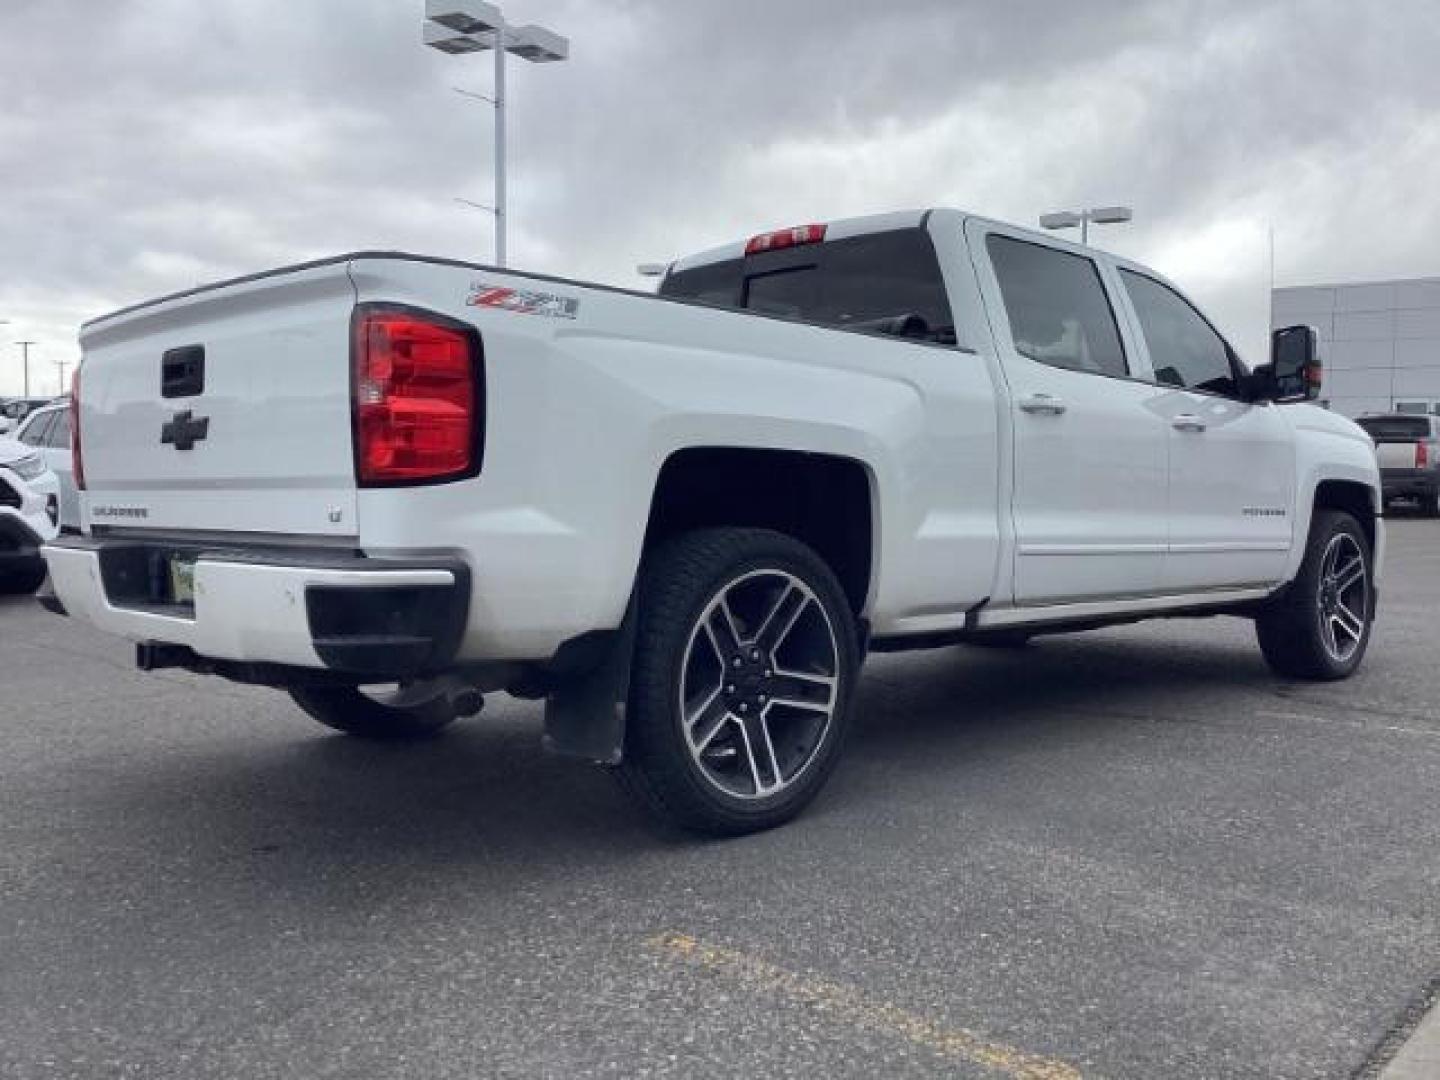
[{"x1": 2, "y1": 0, "x2": 1438, "y2": 395}]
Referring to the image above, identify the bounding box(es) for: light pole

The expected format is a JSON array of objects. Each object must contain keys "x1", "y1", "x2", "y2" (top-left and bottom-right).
[
  {"x1": 1039, "y1": 205, "x2": 1133, "y2": 246},
  {"x1": 56, "y1": 358, "x2": 69, "y2": 396},
  {"x1": 423, "y1": 2, "x2": 570, "y2": 268},
  {"x1": 16, "y1": 341, "x2": 35, "y2": 397}
]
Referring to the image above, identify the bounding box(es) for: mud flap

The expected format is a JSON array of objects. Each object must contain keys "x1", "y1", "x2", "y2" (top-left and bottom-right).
[{"x1": 541, "y1": 601, "x2": 638, "y2": 765}]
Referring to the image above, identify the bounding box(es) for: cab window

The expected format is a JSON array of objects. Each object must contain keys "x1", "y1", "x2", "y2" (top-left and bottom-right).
[
  {"x1": 661, "y1": 227, "x2": 956, "y2": 344},
  {"x1": 1120, "y1": 270, "x2": 1241, "y2": 397},
  {"x1": 985, "y1": 235, "x2": 1129, "y2": 378}
]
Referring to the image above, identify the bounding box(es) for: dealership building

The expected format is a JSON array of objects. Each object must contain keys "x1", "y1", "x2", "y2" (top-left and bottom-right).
[{"x1": 1271, "y1": 276, "x2": 1440, "y2": 418}]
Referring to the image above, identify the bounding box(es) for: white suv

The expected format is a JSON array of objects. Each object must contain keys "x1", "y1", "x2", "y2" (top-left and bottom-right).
[{"x1": 0, "y1": 436, "x2": 60, "y2": 593}]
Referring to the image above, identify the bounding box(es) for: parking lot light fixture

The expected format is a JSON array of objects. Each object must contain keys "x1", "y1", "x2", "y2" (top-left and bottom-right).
[
  {"x1": 423, "y1": 1, "x2": 570, "y2": 268},
  {"x1": 1040, "y1": 205, "x2": 1134, "y2": 245}
]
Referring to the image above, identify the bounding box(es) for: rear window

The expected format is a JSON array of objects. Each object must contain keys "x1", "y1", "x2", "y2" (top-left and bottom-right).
[
  {"x1": 660, "y1": 228, "x2": 955, "y2": 344},
  {"x1": 1356, "y1": 416, "x2": 1432, "y2": 440}
]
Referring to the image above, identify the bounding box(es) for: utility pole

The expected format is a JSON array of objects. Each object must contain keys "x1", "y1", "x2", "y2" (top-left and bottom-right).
[
  {"x1": 16, "y1": 341, "x2": 36, "y2": 397},
  {"x1": 56, "y1": 358, "x2": 69, "y2": 396},
  {"x1": 424, "y1": 2, "x2": 570, "y2": 268}
]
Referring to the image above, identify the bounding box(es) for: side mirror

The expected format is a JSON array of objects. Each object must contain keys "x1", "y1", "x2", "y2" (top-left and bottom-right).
[{"x1": 1249, "y1": 325, "x2": 1321, "y2": 402}]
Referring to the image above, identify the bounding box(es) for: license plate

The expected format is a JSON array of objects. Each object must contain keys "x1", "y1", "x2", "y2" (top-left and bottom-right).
[{"x1": 168, "y1": 557, "x2": 196, "y2": 605}]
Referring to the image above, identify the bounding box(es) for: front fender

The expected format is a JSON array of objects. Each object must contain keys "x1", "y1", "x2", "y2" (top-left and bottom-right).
[{"x1": 1283, "y1": 406, "x2": 1383, "y2": 584}]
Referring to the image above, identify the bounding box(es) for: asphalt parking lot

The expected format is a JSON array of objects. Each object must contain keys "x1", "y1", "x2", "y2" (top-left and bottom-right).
[{"x1": 2, "y1": 521, "x2": 1438, "y2": 1080}]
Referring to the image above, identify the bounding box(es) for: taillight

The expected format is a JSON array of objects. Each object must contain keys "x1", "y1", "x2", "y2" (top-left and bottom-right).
[
  {"x1": 745, "y1": 223, "x2": 827, "y2": 256},
  {"x1": 71, "y1": 367, "x2": 85, "y2": 491},
  {"x1": 1418, "y1": 441, "x2": 1431, "y2": 468},
  {"x1": 352, "y1": 306, "x2": 481, "y2": 486}
]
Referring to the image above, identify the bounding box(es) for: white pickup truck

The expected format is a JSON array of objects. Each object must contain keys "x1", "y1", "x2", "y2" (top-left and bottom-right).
[{"x1": 44, "y1": 209, "x2": 1383, "y2": 834}]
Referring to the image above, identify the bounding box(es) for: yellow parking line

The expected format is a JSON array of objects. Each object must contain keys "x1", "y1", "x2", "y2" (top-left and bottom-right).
[{"x1": 649, "y1": 932, "x2": 1083, "y2": 1080}]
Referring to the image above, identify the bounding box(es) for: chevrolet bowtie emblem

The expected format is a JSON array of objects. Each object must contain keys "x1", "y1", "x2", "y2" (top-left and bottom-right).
[{"x1": 160, "y1": 409, "x2": 210, "y2": 451}]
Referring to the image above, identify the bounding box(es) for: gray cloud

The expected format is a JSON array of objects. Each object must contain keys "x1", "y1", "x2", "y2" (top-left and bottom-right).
[{"x1": 2, "y1": 0, "x2": 1438, "y2": 394}]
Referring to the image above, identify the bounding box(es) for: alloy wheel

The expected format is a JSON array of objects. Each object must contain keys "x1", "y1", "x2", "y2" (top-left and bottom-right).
[
  {"x1": 1315, "y1": 532, "x2": 1368, "y2": 663},
  {"x1": 677, "y1": 570, "x2": 840, "y2": 800}
]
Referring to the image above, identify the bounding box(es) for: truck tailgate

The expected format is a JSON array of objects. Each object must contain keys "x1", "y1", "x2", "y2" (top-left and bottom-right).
[
  {"x1": 1376, "y1": 442, "x2": 1421, "y2": 470},
  {"x1": 79, "y1": 261, "x2": 359, "y2": 537}
]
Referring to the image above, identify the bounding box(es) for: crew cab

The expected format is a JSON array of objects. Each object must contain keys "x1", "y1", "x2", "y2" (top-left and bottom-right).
[
  {"x1": 43, "y1": 209, "x2": 1383, "y2": 834},
  {"x1": 1355, "y1": 413, "x2": 1440, "y2": 516}
]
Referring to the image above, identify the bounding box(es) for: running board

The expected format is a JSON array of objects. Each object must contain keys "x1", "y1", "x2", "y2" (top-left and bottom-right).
[{"x1": 976, "y1": 586, "x2": 1277, "y2": 629}]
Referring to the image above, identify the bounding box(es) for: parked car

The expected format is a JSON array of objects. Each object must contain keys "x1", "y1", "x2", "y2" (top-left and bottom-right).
[
  {"x1": 0, "y1": 435, "x2": 59, "y2": 593},
  {"x1": 1354, "y1": 413, "x2": 1440, "y2": 516},
  {"x1": 44, "y1": 208, "x2": 1382, "y2": 834},
  {"x1": 15, "y1": 401, "x2": 79, "y2": 530},
  {"x1": 0, "y1": 396, "x2": 55, "y2": 436}
]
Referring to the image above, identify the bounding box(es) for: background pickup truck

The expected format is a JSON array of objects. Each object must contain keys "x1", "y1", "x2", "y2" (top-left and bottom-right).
[
  {"x1": 44, "y1": 208, "x2": 1384, "y2": 835},
  {"x1": 1355, "y1": 413, "x2": 1440, "y2": 516}
]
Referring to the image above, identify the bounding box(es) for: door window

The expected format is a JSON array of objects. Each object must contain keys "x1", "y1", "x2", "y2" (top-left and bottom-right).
[
  {"x1": 1120, "y1": 270, "x2": 1240, "y2": 397},
  {"x1": 985, "y1": 235, "x2": 1129, "y2": 378}
]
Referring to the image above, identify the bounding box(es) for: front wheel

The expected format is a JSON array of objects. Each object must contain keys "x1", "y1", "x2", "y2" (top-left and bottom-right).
[
  {"x1": 617, "y1": 528, "x2": 860, "y2": 836},
  {"x1": 1255, "y1": 509, "x2": 1374, "y2": 680},
  {"x1": 288, "y1": 684, "x2": 459, "y2": 740}
]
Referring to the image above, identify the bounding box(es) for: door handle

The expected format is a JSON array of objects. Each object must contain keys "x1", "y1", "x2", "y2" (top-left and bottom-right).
[
  {"x1": 1018, "y1": 393, "x2": 1067, "y2": 416},
  {"x1": 1172, "y1": 414, "x2": 1207, "y2": 433}
]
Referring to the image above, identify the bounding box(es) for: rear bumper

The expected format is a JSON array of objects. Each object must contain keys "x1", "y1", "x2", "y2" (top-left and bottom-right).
[
  {"x1": 1380, "y1": 469, "x2": 1439, "y2": 500},
  {"x1": 42, "y1": 536, "x2": 470, "y2": 678}
]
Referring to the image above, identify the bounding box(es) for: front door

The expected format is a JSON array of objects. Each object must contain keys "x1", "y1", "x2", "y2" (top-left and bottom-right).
[
  {"x1": 971, "y1": 223, "x2": 1172, "y2": 605},
  {"x1": 1115, "y1": 268, "x2": 1295, "y2": 591}
]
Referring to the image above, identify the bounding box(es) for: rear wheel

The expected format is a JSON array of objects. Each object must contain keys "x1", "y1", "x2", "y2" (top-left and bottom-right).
[
  {"x1": 289, "y1": 683, "x2": 459, "y2": 740},
  {"x1": 1425, "y1": 491, "x2": 1440, "y2": 518},
  {"x1": 1255, "y1": 509, "x2": 1373, "y2": 680},
  {"x1": 617, "y1": 528, "x2": 859, "y2": 836}
]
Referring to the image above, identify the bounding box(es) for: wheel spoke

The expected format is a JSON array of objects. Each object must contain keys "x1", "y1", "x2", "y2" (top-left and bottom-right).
[
  {"x1": 1334, "y1": 557, "x2": 1366, "y2": 593},
  {"x1": 766, "y1": 671, "x2": 836, "y2": 713},
  {"x1": 735, "y1": 714, "x2": 782, "y2": 795},
  {"x1": 686, "y1": 689, "x2": 731, "y2": 754},
  {"x1": 753, "y1": 585, "x2": 810, "y2": 653},
  {"x1": 703, "y1": 599, "x2": 743, "y2": 662},
  {"x1": 1320, "y1": 615, "x2": 1338, "y2": 657},
  {"x1": 1333, "y1": 602, "x2": 1364, "y2": 643}
]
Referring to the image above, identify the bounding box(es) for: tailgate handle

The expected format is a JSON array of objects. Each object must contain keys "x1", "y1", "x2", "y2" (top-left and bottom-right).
[{"x1": 162, "y1": 345, "x2": 205, "y2": 399}]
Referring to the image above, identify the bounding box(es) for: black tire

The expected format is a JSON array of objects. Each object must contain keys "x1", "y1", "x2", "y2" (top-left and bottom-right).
[
  {"x1": 288, "y1": 685, "x2": 457, "y2": 740},
  {"x1": 616, "y1": 528, "x2": 860, "y2": 836},
  {"x1": 1425, "y1": 492, "x2": 1440, "y2": 519},
  {"x1": 0, "y1": 563, "x2": 47, "y2": 595},
  {"x1": 1255, "y1": 509, "x2": 1374, "y2": 680}
]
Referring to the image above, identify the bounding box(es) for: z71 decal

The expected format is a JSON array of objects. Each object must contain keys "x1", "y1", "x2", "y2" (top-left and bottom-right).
[{"x1": 466, "y1": 281, "x2": 580, "y2": 320}]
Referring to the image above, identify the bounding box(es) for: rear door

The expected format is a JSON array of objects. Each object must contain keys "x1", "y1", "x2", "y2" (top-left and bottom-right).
[
  {"x1": 969, "y1": 221, "x2": 1171, "y2": 605},
  {"x1": 78, "y1": 261, "x2": 360, "y2": 537},
  {"x1": 1114, "y1": 268, "x2": 1294, "y2": 591}
]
